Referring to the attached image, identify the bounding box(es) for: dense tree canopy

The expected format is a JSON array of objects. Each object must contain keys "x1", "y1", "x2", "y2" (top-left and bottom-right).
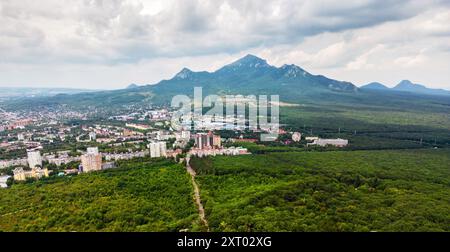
[
  {"x1": 0, "y1": 158, "x2": 201, "y2": 232},
  {"x1": 191, "y1": 149, "x2": 450, "y2": 232}
]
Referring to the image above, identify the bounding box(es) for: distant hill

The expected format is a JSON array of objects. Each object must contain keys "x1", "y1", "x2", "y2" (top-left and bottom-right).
[
  {"x1": 3, "y1": 54, "x2": 359, "y2": 108},
  {"x1": 126, "y1": 83, "x2": 140, "y2": 89},
  {"x1": 393, "y1": 80, "x2": 450, "y2": 96},
  {"x1": 3, "y1": 55, "x2": 449, "y2": 111},
  {"x1": 0, "y1": 87, "x2": 98, "y2": 98},
  {"x1": 361, "y1": 80, "x2": 450, "y2": 96},
  {"x1": 360, "y1": 82, "x2": 389, "y2": 90}
]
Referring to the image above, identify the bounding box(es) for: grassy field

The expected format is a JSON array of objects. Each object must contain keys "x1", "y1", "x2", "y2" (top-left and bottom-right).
[
  {"x1": 190, "y1": 149, "x2": 450, "y2": 232},
  {"x1": 0, "y1": 158, "x2": 200, "y2": 232}
]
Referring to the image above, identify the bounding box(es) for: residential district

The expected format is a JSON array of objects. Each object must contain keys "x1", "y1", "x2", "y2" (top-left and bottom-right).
[{"x1": 0, "y1": 107, "x2": 347, "y2": 188}]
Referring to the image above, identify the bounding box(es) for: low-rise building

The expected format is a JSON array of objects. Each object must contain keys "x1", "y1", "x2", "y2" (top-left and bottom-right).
[
  {"x1": 292, "y1": 132, "x2": 302, "y2": 142},
  {"x1": 176, "y1": 131, "x2": 191, "y2": 141},
  {"x1": 305, "y1": 136, "x2": 319, "y2": 142},
  {"x1": 166, "y1": 149, "x2": 183, "y2": 159},
  {"x1": 189, "y1": 147, "x2": 249, "y2": 157},
  {"x1": 17, "y1": 133, "x2": 25, "y2": 141},
  {"x1": 64, "y1": 169, "x2": 79, "y2": 175},
  {"x1": 102, "y1": 162, "x2": 116, "y2": 170},
  {"x1": 307, "y1": 138, "x2": 348, "y2": 147},
  {"x1": 0, "y1": 158, "x2": 28, "y2": 169},
  {"x1": 0, "y1": 175, "x2": 11, "y2": 188},
  {"x1": 13, "y1": 167, "x2": 49, "y2": 181},
  {"x1": 104, "y1": 151, "x2": 147, "y2": 161},
  {"x1": 126, "y1": 123, "x2": 152, "y2": 131}
]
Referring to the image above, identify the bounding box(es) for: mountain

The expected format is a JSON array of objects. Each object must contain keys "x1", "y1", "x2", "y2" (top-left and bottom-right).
[
  {"x1": 361, "y1": 82, "x2": 389, "y2": 90},
  {"x1": 148, "y1": 54, "x2": 358, "y2": 103},
  {"x1": 394, "y1": 80, "x2": 427, "y2": 91},
  {"x1": 4, "y1": 55, "x2": 449, "y2": 111},
  {"x1": 2, "y1": 54, "x2": 361, "y2": 109},
  {"x1": 392, "y1": 80, "x2": 450, "y2": 96},
  {"x1": 126, "y1": 83, "x2": 140, "y2": 89},
  {"x1": 216, "y1": 54, "x2": 271, "y2": 73},
  {"x1": 0, "y1": 87, "x2": 97, "y2": 99},
  {"x1": 360, "y1": 80, "x2": 450, "y2": 96}
]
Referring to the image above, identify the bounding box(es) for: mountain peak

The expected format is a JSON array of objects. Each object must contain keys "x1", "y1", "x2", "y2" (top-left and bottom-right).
[
  {"x1": 394, "y1": 80, "x2": 427, "y2": 91},
  {"x1": 126, "y1": 83, "x2": 139, "y2": 89},
  {"x1": 241, "y1": 54, "x2": 265, "y2": 61},
  {"x1": 228, "y1": 54, "x2": 270, "y2": 68},
  {"x1": 397, "y1": 80, "x2": 414, "y2": 86},
  {"x1": 280, "y1": 64, "x2": 307, "y2": 78},
  {"x1": 174, "y1": 68, "x2": 194, "y2": 79},
  {"x1": 281, "y1": 64, "x2": 303, "y2": 70},
  {"x1": 389, "y1": 80, "x2": 450, "y2": 96},
  {"x1": 361, "y1": 82, "x2": 389, "y2": 90}
]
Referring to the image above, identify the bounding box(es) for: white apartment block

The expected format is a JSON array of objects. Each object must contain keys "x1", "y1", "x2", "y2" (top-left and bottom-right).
[
  {"x1": 149, "y1": 142, "x2": 167, "y2": 158},
  {"x1": 27, "y1": 150, "x2": 43, "y2": 168}
]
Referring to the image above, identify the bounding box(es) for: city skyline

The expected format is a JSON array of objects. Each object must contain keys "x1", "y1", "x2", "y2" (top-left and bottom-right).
[{"x1": 1, "y1": 0, "x2": 450, "y2": 90}]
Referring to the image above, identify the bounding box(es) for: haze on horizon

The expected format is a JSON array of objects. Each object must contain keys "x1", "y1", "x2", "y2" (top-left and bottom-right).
[{"x1": 1, "y1": 0, "x2": 450, "y2": 90}]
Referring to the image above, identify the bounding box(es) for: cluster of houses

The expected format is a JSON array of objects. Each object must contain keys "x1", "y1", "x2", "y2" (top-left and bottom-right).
[{"x1": 1, "y1": 115, "x2": 350, "y2": 189}]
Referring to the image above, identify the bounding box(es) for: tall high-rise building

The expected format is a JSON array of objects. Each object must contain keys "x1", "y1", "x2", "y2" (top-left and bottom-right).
[
  {"x1": 192, "y1": 132, "x2": 221, "y2": 149},
  {"x1": 181, "y1": 131, "x2": 191, "y2": 140},
  {"x1": 149, "y1": 142, "x2": 167, "y2": 158},
  {"x1": 213, "y1": 134, "x2": 221, "y2": 147},
  {"x1": 89, "y1": 132, "x2": 97, "y2": 141},
  {"x1": 27, "y1": 150, "x2": 42, "y2": 168},
  {"x1": 81, "y1": 147, "x2": 102, "y2": 173}
]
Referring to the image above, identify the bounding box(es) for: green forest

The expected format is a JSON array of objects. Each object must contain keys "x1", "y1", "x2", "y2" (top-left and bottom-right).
[
  {"x1": 1, "y1": 148, "x2": 449, "y2": 232},
  {"x1": 190, "y1": 149, "x2": 450, "y2": 232},
  {"x1": 0, "y1": 158, "x2": 201, "y2": 232}
]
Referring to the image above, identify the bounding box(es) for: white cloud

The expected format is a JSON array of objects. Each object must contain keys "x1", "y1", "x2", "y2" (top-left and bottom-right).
[{"x1": 0, "y1": 0, "x2": 449, "y2": 89}]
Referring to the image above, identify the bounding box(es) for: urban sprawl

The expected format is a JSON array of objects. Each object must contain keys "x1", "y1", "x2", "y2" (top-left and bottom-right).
[{"x1": 0, "y1": 107, "x2": 347, "y2": 188}]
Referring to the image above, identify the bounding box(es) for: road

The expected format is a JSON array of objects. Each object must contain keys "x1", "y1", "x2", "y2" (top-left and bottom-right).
[{"x1": 186, "y1": 156, "x2": 209, "y2": 231}]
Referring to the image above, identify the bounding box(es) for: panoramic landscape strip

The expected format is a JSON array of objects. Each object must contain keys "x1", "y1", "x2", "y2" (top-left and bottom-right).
[{"x1": 0, "y1": 1, "x2": 449, "y2": 249}]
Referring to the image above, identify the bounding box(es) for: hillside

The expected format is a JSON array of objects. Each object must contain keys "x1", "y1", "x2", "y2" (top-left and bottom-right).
[
  {"x1": 2, "y1": 55, "x2": 359, "y2": 109},
  {"x1": 191, "y1": 149, "x2": 450, "y2": 232},
  {"x1": 5, "y1": 55, "x2": 450, "y2": 113},
  {"x1": 360, "y1": 82, "x2": 389, "y2": 90},
  {"x1": 361, "y1": 80, "x2": 450, "y2": 96},
  {"x1": 393, "y1": 80, "x2": 450, "y2": 96},
  {"x1": 148, "y1": 54, "x2": 358, "y2": 103},
  {"x1": 0, "y1": 158, "x2": 201, "y2": 232},
  {"x1": 0, "y1": 87, "x2": 99, "y2": 99}
]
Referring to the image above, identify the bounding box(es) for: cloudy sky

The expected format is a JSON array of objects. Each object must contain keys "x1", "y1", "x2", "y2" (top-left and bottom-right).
[{"x1": 1, "y1": 0, "x2": 450, "y2": 90}]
